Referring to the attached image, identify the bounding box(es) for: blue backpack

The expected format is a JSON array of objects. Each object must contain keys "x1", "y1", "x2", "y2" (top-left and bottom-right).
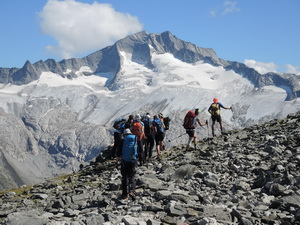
[
  {"x1": 121, "y1": 134, "x2": 138, "y2": 162},
  {"x1": 142, "y1": 117, "x2": 152, "y2": 136},
  {"x1": 113, "y1": 118, "x2": 126, "y2": 132},
  {"x1": 153, "y1": 118, "x2": 165, "y2": 134}
]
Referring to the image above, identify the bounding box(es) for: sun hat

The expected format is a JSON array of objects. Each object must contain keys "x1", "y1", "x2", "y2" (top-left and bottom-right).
[{"x1": 123, "y1": 128, "x2": 132, "y2": 135}]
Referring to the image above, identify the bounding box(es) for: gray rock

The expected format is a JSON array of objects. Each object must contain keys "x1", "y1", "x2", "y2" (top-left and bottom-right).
[
  {"x1": 203, "y1": 172, "x2": 219, "y2": 188},
  {"x1": 5, "y1": 210, "x2": 50, "y2": 225}
]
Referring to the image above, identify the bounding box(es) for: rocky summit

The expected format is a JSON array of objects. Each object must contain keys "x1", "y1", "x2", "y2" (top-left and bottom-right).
[{"x1": 0, "y1": 111, "x2": 299, "y2": 225}]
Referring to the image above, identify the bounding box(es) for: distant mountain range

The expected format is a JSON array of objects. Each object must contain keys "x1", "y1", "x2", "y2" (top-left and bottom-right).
[
  {"x1": 0, "y1": 31, "x2": 299, "y2": 190},
  {"x1": 1, "y1": 31, "x2": 299, "y2": 100}
]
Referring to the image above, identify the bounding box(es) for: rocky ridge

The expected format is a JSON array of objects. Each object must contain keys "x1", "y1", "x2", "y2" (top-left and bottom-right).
[{"x1": 0, "y1": 111, "x2": 299, "y2": 225}]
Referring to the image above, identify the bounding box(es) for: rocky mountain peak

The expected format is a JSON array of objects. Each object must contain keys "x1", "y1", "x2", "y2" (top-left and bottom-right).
[{"x1": 0, "y1": 31, "x2": 299, "y2": 100}]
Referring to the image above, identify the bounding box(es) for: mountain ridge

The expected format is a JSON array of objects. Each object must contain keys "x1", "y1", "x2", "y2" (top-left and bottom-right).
[{"x1": 1, "y1": 31, "x2": 299, "y2": 100}]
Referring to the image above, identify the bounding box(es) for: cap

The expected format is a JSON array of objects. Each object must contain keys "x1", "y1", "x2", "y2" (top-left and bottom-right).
[
  {"x1": 123, "y1": 128, "x2": 132, "y2": 135},
  {"x1": 213, "y1": 98, "x2": 218, "y2": 103}
]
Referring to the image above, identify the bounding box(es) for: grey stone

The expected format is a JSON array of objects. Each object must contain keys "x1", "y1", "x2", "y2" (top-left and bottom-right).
[
  {"x1": 280, "y1": 194, "x2": 300, "y2": 208},
  {"x1": 84, "y1": 214, "x2": 105, "y2": 225},
  {"x1": 203, "y1": 172, "x2": 219, "y2": 188},
  {"x1": 167, "y1": 203, "x2": 187, "y2": 216},
  {"x1": 146, "y1": 219, "x2": 161, "y2": 225},
  {"x1": 5, "y1": 210, "x2": 50, "y2": 225},
  {"x1": 173, "y1": 164, "x2": 197, "y2": 180}
]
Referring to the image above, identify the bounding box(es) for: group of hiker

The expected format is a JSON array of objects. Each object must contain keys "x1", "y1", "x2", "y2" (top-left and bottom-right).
[
  {"x1": 113, "y1": 97, "x2": 231, "y2": 200},
  {"x1": 112, "y1": 113, "x2": 170, "y2": 163},
  {"x1": 184, "y1": 97, "x2": 232, "y2": 149},
  {"x1": 112, "y1": 112, "x2": 170, "y2": 200}
]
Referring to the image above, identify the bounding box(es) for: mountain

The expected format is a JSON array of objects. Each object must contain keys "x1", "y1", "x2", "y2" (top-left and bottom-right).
[
  {"x1": 0, "y1": 111, "x2": 299, "y2": 224},
  {"x1": 0, "y1": 31, "x2": 299, "y2": 190}
]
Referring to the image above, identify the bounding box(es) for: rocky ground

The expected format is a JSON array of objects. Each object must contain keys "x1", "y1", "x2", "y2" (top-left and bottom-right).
[{"x1": 0, "y1": 111, "x2": 299, "y2": 225}]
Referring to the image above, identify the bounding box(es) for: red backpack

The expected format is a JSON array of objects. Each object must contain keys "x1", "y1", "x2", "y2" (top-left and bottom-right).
[
  {"x1": 131, "y1": 122, "x2": 144, "y2": 141},
  {"x1": 183, "y1": 110, "x2": 196, "y2": 129}
]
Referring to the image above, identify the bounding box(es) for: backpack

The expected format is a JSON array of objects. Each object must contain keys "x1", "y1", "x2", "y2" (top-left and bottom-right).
[
  {"x1": 131, "y1": 122, "x2": 144, "y2": 141},
  {"x1": 121, "y1": 134, "x2": 137, "y2": 162},
  {"x1": 210, "y1": 103, "x2": 220, "y2": 116},
  {"x1": 113, "y1": 118, "x2": 126, "y2": 130},
  {"x1": 183, "y1": 110, "x2": 196, "y2": 129},
  {"x1": 142, "y1": 117, "x2": 152, "y2": 136},
  {"x1": 153, "y1": 118, "x2": 165, "y2": 134},
  {"x1": 163, "y1": 117, "x2": 171, "y2": 131}
]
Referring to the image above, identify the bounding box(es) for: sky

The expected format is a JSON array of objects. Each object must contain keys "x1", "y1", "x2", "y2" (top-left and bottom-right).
[{"x1": 0, "y1": 0, "x2": 299, "y2": 74}]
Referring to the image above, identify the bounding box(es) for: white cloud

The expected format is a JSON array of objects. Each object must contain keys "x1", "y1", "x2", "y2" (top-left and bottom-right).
[
  {"x1": 223, "y1": 1, "x2": 240, "y2": 15},
  {"x1": 210, "y1": 1, "x2": 240, "y2": 17},
  {"x1": 285, "y1": 64, "x2": 300, "y2": 75},
  {"x1": 38, "y1": 0, "x2": 143, "y2": 59},
  {"x1": 244, "y1": 59, "x2": 277, "y2": 74}
]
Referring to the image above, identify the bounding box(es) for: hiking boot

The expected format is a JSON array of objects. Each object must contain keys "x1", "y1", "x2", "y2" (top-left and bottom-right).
[
  {"x1": 129, "y1": 191, "x2": 137, "y2": 201},
  {"x1": 186, "y1": 146, "x2": 194, "y2": 151},
  {"x1": 120, "y1": 194, "x2": 128, "y2": 200}
]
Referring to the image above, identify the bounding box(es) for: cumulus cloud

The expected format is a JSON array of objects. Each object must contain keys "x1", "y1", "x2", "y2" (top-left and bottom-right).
[
  {"x1": 38, "y1": 0, "x2": 143, "y2": 59},
  {"x1": 244, "y1": 59, "x2": 277, "y2": 74},
  {"x1": 285, "y1": 64, "x2": 300, "y2": 75},
  {"x1": 210, "y1": 1, "x2": 240, "y2": 17}
]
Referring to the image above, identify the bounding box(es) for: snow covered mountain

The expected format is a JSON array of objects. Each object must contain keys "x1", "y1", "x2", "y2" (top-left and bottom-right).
[{"x1": 0, "y1": 31, "x2": 299, "y2": 190}]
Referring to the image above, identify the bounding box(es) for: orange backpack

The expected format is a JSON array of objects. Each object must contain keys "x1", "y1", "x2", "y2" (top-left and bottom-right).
[{"x1": 131, "y1": 122, "x2": 144, "y2": 141}]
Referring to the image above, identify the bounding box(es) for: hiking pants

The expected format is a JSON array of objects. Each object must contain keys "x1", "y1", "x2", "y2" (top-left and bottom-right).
[
  {"x1": 121, "y1": 160, "x2": 137, "y2": 196},
  {"x1": 144, "y1": 134, "x2": 154, "y2": 159},
  {"x1": 137, "y1": 140, "x2": 144, "y2": 165},
  {"x1": 112, "y1": 132, "x2": 122, "y2": 158}
]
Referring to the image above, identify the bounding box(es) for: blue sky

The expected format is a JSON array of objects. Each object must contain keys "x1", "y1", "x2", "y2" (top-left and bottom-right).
[{"x1": 1, "y1": 0, "x2": 299, "y2": 74}]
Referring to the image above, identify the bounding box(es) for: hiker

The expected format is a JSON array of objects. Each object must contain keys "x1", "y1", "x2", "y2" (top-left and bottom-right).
[
  {"x1": 152, "y1": 114, "x2": 165, "y2": 158},
  {"x1": 124, "y1": 114, "x2": 134, "y2": 129},
  {"x1": 183, "y1": 108, "x2": 207, "y2": 150},
  {"x1": 111, "y1": 118, "x2": 126, "y2": 158},
  {"x1": 131, "y1": 114, "x2": 145, "y2": 166},
  {"x1": 116, "y1": 128, "x2": 138, "y2": 200},
  {"x1": 208, "y1": 98, "x2": 232, "y2": 136},
  {"x1": 163, "y1": 116, "x2": 171, "y2": 132},
  {"x1": 142, "y1": 113, "x2": 155, "y2": 162}
]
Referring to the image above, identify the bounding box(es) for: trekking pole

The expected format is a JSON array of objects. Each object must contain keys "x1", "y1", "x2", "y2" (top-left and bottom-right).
[
  {"x1": 206, "y1": 120, "x2": 209, "y2": 144},
  {"x1": 167, "y1": 133, "x2": 186, "y2": 142}
]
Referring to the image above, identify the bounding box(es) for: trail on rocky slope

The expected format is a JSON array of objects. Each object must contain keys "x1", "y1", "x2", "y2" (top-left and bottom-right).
[{"x1": 0, "y1": 111, "x2": 299, "y2": 225}]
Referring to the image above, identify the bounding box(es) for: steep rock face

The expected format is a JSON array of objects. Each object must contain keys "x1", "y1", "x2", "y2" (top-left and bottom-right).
[
  {"x1": 0, "y1": 109, "x2": 39, "y2": 190},
  {"x1": 10, "y1": 61, "x2": 40, "y2": 85},
  {"x1": 0, "y1": 99, "x2": 111, "y2": 190},
  {"x1": 225, "y1": 61, "x2": 300, "y2": 100},
  {"x1": 148, "y1": 31, "x2": 220, "y2": 65}
]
